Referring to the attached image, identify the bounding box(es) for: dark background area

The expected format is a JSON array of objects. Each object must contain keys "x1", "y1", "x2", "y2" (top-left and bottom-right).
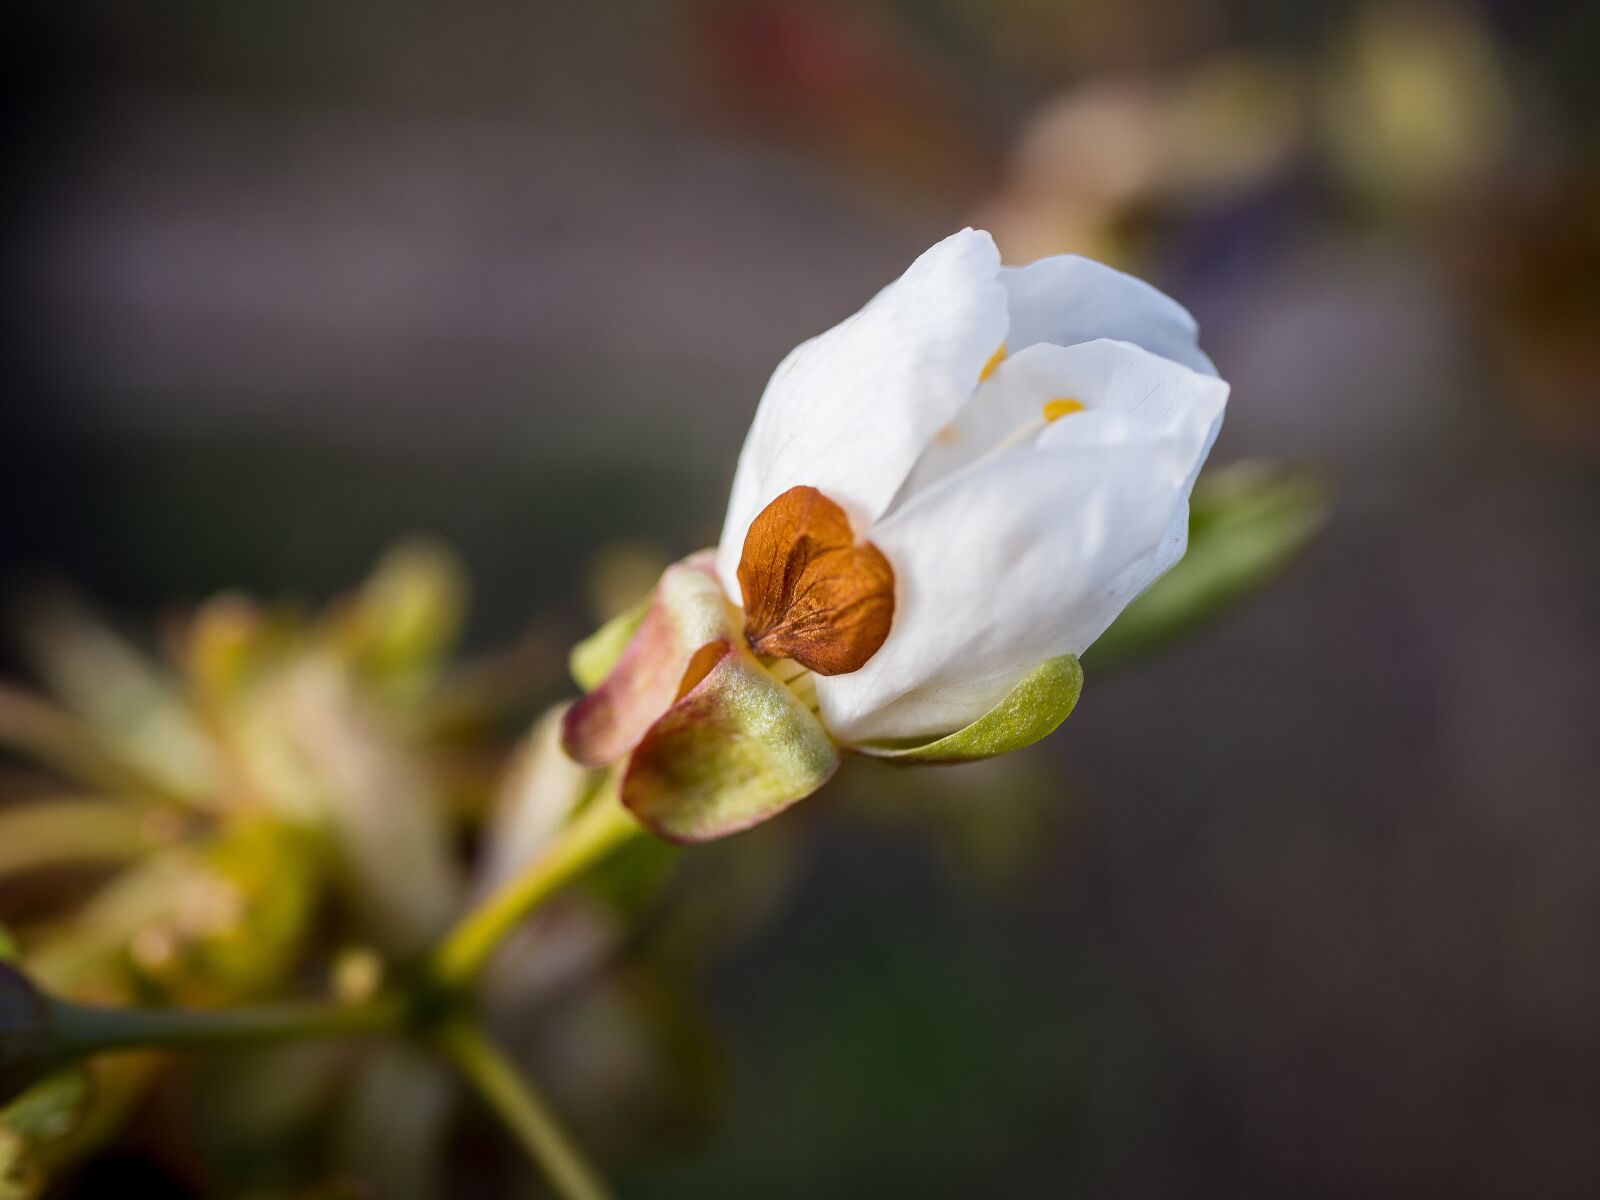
[{"x1": 4, "y1": 2, "x2": 1599, "y2": 1196}]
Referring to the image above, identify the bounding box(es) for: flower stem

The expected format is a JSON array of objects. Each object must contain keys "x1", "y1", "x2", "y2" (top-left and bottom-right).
[
  {"x1": 436, "y1": 1019, "x2": 613, "y2": 1200},
  {"x1": 49, "y1": 992, "x2": 407, "y2": 1059},
  {"x1": 429, "y1": 775, "x2": 642, "y2": 991}
]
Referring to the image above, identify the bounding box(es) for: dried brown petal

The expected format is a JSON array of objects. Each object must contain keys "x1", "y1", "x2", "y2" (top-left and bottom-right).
[{"x1": 737, "y1": 486, "x2": 895, "y2": 676}]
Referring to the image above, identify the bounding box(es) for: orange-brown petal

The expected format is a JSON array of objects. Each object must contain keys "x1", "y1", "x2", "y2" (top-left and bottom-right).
[{"x1": 736, "y1": 485, "x2": 895, "y2": 676}]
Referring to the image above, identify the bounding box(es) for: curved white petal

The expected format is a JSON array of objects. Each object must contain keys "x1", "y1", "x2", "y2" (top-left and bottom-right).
[
  {"x1": 715, "y1": 229, "x2": 1009, "y2": 596},
  {"x1": 895, "y1": 338, "x2": 1229, "y2": 502},
  {"x1": 817, "y1": 402, "x2": 1222, "y2": 743},
  {"x1": 1001, "y1": 255, "x2": 1217, "y2": 376}
]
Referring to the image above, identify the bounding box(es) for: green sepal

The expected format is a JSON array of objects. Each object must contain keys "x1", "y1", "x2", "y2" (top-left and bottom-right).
[
  {"x1": 569, "y1": 595, "x2": 651, "y2": 693},
  {"x1": 623, "y1": 647, "x2": 840, "y2": 843},
  {"x1": 853, "y1": 654, "x2": 1084, "y2": 764}
]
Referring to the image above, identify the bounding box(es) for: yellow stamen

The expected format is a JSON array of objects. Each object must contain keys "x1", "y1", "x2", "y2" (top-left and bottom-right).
[
  {"x1": 1042, "y1": 398, "x2": 1085, "y2": 422},
  {"x1": 979, "y1": 342, "x2": 1008, "y2": 381}
]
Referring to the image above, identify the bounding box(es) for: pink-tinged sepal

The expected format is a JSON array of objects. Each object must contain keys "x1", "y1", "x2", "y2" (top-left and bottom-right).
[
  {"x1": 560, "y1": 554, "x2": 737, "y2": 768},
  {"x1": 622, "y1": 645, "x2": 839, "y2": 844}
]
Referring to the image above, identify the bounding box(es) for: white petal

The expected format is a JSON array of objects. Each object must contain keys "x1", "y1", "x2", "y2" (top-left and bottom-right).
[
  {"x1": 715, "y1": 229, "x2": 1009, "y2": 596},
  {"x1": 895, "y1": 338, "x2": 1229, "y2": 502},
  {"x1": 1001, "y1": 254, "x2": 1217, "y2": 375},
  {"x1": 817, "y1": 403, "x2": 1222, "y2": 743}
]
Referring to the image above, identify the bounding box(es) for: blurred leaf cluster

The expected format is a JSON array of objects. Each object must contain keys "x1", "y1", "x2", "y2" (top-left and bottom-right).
[{"x1": 0, "y1": 544, "x2": 716, "y2": 1196}]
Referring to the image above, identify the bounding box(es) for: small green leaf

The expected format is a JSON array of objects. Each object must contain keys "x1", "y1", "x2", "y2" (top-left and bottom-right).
[
  {"x1": 854, "y1": 654, "x2": 1084, "y2": 764},
  {"x1": 9, "y1": 588, "x2": 215, "y2": 800},
  {"x1": 336, "y1": 538, "x2": 469, "y2": 698},
  {"x1": 0, "y1": 685, "x2": 190, "y2": 805},
  {"x1": 23, "y1": 819, "x2": 323, "y2": 1006},
  {"x1": 0, "y1": 1068, "x2": 88, "y2": 1200},
  {"x1": 1088, "y1": 462, "x2": 1326, "y2": 667},
  {"x1": 623, "y1": 648, "x2": 840, "y2": 843},
  {"x1": 569, "y1": 595, "x2": 651, "y2": 693}
]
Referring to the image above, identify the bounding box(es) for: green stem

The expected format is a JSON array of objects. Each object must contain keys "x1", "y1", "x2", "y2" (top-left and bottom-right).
[
  {"x1": 437, "y1": 1019, "x2": 614, "y2": 1200},
  {"x1": 430, "y1": 776, "x2": 643, "y2": 991},
  {"x1": 49, "y1": 993, "x2": 407, "y2": 1059}
]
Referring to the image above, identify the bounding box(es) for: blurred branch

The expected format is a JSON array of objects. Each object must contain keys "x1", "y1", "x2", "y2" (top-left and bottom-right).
[
  {"x1": 436, "y1": 1018, "x2": 612, "y2": 1200},
  {"x1": 430, "y1": 771, "x2": 642, "y2": 991},
  {"x1": 47, "y1": 991, "x2": 406, "y2": 1060}
]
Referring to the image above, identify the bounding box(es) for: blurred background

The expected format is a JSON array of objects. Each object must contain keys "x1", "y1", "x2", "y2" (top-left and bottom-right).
[{"x1": 3, "y1": 1, "x2": 1599, "y2": 1196}]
